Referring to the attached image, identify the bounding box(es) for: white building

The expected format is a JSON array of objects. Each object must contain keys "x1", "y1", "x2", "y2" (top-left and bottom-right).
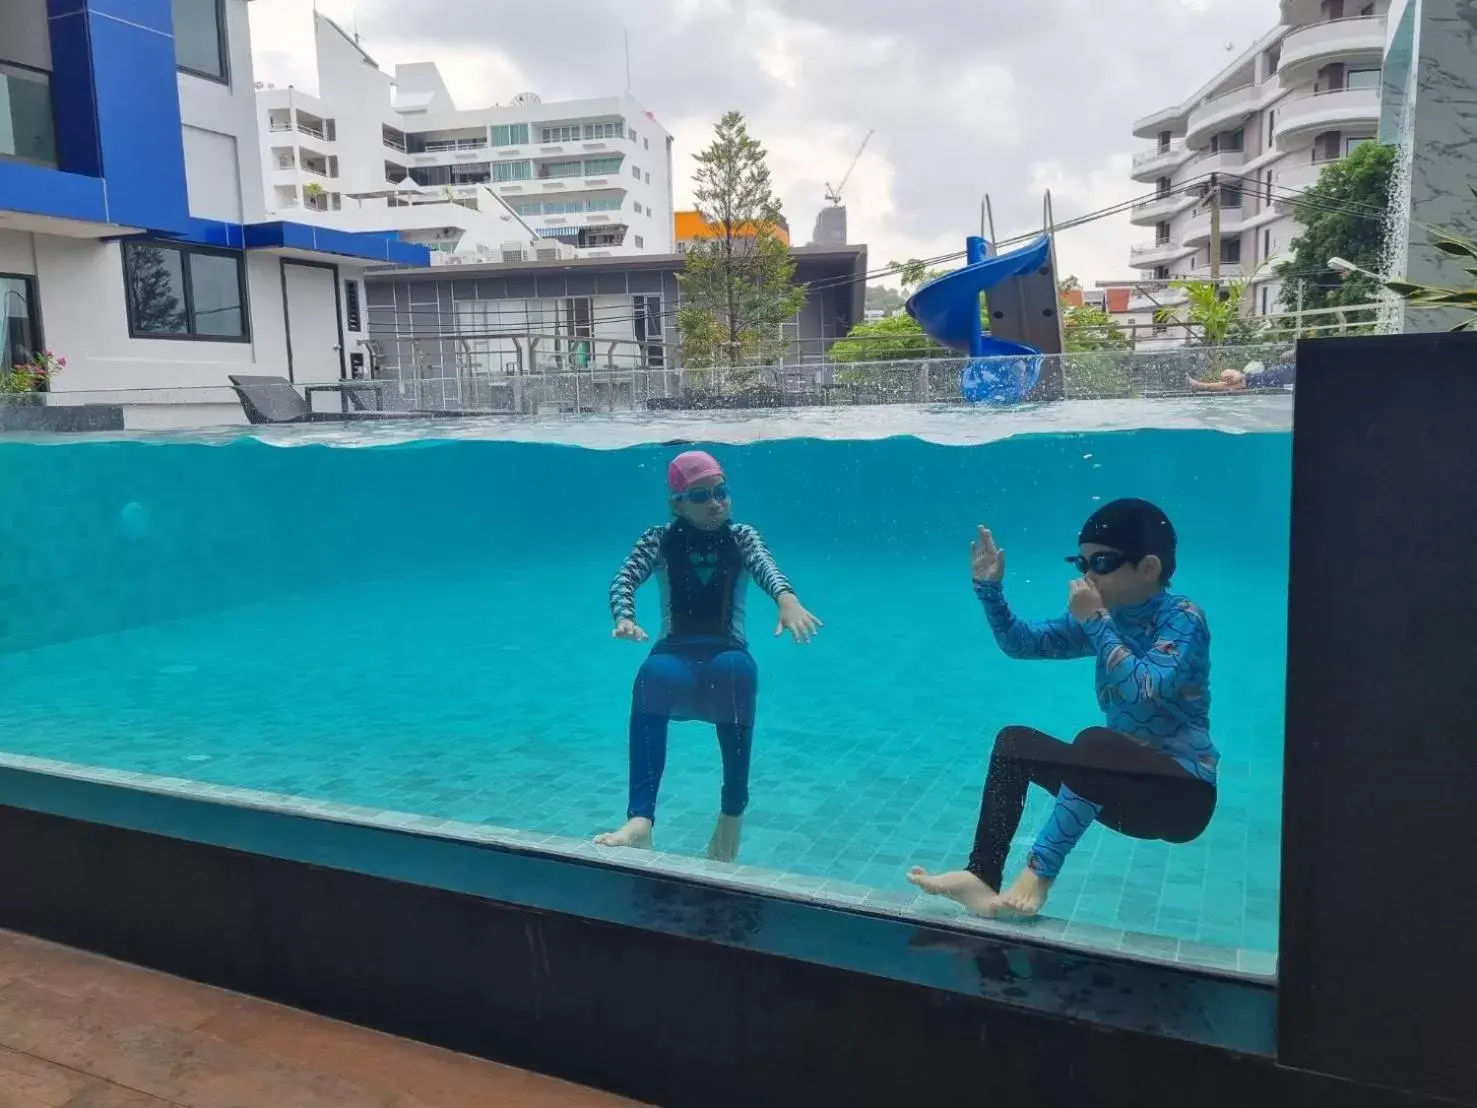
[
  {"x1": 0, "y1": 0, "x2": 427, "y2": 421},
  {"x1": 1128, "y1": 0, "x2": 1387, "y2": 323},
  {"x1": 256, "y1": 14, "x2": 676, "y2": 263}
]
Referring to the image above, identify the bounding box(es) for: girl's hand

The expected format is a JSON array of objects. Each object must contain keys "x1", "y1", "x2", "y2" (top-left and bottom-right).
[
  {"x1": 971, "y1": 525, "x2": 1005, "y2": 583},
  {"x1": 775, "y1": 594, "x2": 822, "y2": 644},
  {"x1": 613, "y1": 618, "x2": 649, "y2": 642}
]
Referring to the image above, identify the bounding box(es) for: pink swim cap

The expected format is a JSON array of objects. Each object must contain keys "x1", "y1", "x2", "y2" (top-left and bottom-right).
[{"x1": 667, "y1": 450, "x2": 723, "y2": 493}]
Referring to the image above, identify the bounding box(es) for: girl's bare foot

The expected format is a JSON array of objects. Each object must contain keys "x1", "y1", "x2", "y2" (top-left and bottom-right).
[
  {"x1": 996, "y1": 868, "x2": 1053, "y2": 917},
  {"x1": 707, "y1": 813, "x2": 743, "y2": 862},
  {"x1": 905, "y1": 866, "x2": 999, "y2": 917},
  {"x1": 595, "y1": 817, "x2": 653, "y2": 850}
]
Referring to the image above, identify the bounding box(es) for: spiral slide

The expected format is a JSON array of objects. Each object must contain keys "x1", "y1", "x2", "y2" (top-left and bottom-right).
[{"x1": 905, "y1": 234, "x2": 1052, "y2": 404}]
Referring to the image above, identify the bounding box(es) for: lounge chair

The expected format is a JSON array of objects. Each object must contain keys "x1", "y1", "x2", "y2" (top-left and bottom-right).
[{"x1": 228, "y1": 376, "x2": 427, "y2": 425}]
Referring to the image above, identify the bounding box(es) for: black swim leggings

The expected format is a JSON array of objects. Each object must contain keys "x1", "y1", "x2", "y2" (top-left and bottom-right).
[{"x1": 966, "y1": 726, "x2": 1218, "y2": 890}]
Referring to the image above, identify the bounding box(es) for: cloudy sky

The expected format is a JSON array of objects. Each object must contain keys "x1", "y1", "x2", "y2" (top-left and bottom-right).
[{"x1": 248, "y1": 0, "x2": 1280, "y2": 287}]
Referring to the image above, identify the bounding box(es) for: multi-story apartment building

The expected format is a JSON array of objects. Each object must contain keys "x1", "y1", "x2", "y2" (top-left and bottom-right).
[
  {"x1": 0, "y1": 0, "x2": 423, "y2": 411},
  {"x1": 1129, "y1": 0, "x2": 1387, "y2": 324},
  {"x1": 256, "y1": 14, "x2": 676, "y2": 262}
]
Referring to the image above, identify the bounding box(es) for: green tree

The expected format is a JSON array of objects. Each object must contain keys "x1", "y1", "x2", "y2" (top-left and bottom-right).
[
  {"x1": 1385, "y1": 184, "x2": 1477, "y2": 331},
  {"x1": 826, "y1": 313, "x2": 945, "y2": 363},
  {"x1": 1278, "y1": 141, "x2": 1394, "y2": 313},
  {"x1": 1062, "y1": 303, "x2": 1130, "y2": 352},
  {"x1": 677, "y1": 111, "x2": 807, "y2": 373},
  {"x1": 1156, "y1": 275, "x2": 1262, "y2": 350},
  {"x1": 865, "y1": 284, "x2": 906, "y2": 316}
]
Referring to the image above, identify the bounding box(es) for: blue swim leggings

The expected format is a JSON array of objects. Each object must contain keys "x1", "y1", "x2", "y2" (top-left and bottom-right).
[{"x1": 627, "y1": 644, "x2": 758, "y2": 824}]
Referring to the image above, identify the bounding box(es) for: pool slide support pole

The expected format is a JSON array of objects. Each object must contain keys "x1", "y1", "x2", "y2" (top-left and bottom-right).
[{"x1": 966, "y1": 235, "x2": 989, "y2": 358}]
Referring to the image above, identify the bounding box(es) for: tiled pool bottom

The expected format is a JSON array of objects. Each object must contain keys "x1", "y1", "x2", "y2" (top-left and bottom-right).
[{"x1": 0, "y1": 562, "x2": 1281, "y2": 973}]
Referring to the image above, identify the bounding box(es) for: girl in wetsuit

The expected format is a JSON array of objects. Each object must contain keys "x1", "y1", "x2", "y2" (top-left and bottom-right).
[
  {"x1": 908, "y1": 499, "x2": 1217, "y2": 919},
  {"x1": 596, "y1": 450, "x2": 821, "y2": 862}
]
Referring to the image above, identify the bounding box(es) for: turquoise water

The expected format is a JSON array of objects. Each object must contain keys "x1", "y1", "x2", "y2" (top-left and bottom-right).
[{"x1": 0, "y1": 410, "x2": 1289, "y2": 959}]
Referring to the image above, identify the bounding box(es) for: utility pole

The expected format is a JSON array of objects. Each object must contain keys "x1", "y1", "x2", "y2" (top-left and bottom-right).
[{"x1": 1208, "y1": 172, "x2": 1222, "y2": 285}]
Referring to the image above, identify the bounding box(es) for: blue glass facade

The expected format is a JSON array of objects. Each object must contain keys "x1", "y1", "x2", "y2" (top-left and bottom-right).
[{"x1": 0, "y1": 0, "x2": 427, "y2": 266}]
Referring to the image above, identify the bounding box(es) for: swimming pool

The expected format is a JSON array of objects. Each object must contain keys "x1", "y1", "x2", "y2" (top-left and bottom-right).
[{"x1": 0, "y1": 397, "x2": 1290, "y2": 975}]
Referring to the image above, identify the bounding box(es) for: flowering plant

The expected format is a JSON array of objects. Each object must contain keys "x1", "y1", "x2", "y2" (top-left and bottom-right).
[{"x1": 2, "y1": 350, "x2": 64, "y2": 393}]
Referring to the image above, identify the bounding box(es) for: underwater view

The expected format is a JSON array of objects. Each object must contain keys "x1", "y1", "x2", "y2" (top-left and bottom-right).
[{"x1": 0, "y1": 399, "x2": 1289, "y2": 975}]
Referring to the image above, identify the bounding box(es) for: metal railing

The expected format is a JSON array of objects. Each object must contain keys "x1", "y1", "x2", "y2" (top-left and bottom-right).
[
  {"x1": 1132, "y1": 141, "x2": 1187, "y2": 168},
  {"x1": 342, "y1": 344, "x2": 1305, "y2": 415}
]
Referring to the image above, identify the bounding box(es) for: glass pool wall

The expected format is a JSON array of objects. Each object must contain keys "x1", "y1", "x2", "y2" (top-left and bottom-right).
[{"x1": 0, "y1": 417, "x2": 1290, "y2": 974}]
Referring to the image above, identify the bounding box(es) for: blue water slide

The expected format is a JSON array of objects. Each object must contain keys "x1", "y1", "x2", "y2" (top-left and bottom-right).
[{"x1": 905, "y1": 234, "x2": 1051, "y2": 404}]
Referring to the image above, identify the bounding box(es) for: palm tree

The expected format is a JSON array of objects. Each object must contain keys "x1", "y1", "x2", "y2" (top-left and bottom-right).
[
  {"x1": 1154, "y1": 271, "x2": 1264, "y2": 352},
  {"x1": 1385, "y1": 187, "x2": 1477, "y2": 331}
]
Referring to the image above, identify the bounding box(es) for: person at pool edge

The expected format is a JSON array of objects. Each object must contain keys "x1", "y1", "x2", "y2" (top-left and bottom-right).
[
  {"x1": 597, "y1": 450, "x2": 821, "y2": 863},
  {"x1": 907, "y1": 499, "x2": 1217, "y2": 918}
]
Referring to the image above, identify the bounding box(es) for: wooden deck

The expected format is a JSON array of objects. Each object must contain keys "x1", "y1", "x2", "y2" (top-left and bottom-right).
[{"x1": 0, "y1": 929, "x2": 647, "y2": 1107}]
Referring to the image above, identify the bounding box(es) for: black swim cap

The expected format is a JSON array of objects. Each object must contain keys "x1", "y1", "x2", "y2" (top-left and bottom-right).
[{"x1": 1078, "y1": 498, "x2": 1177, "y2": 584}]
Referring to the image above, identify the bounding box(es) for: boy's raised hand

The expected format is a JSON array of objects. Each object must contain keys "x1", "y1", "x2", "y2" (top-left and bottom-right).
[{"x1": 971, "y1": 525, "x2": 1005, "y2": 583}]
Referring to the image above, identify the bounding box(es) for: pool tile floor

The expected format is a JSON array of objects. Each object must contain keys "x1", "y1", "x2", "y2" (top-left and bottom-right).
[{"x1": 0, "y1": 564, "x2": 1282, "y2": 973}]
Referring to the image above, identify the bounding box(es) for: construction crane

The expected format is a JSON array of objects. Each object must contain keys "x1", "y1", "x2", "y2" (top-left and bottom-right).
[{"x1": 824, "y1": 129, "x2": 875, "y2": 207}]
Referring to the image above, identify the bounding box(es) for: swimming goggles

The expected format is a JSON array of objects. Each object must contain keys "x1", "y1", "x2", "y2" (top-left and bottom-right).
[
  {"x1": 682, "y1": 483, "x2": 730, "y2": 505},
  {"x1": 1066, "y1": 550, "x2": 1132, "y2": 575}
]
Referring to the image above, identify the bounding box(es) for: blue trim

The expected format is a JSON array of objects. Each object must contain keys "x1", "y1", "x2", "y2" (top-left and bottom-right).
[
  {"x1": 0, "y1": 160, "x2": 109, "y2": 224},
  {"x1": 243, "y1": 222, "x2": 432, "y2": 266}
]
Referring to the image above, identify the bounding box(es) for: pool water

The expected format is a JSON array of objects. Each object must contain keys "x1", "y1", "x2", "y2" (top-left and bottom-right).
[{"x1": 0, "y1": 409, "x2": 1289, "y2": 962}]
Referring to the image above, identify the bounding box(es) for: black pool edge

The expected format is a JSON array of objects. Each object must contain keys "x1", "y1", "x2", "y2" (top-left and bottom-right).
[{"x1": 0, "y1": 775, "x2": 1447, "y2": 1108}]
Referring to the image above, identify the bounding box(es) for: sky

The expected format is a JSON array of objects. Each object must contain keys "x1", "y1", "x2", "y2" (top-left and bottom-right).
[{"x1": 248, "y1": 0, "x2": 1281, "y2": 288}]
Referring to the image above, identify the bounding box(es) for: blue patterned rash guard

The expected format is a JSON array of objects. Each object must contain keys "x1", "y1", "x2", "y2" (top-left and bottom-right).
[
  {"x1": 974, "y1": 581, "x2": 1218, "y2": 782},
  {"x1": 610, "y1": 520, "x2": 793, "y2": 649}
]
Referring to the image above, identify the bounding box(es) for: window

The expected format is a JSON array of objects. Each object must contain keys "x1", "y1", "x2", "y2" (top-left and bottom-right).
[
  {"x1": 562, "y1": 297, "x2": 592, "y2": 339},
  {"x1": 587, "y1": 197, "x2": 622, "y2": 212},
  {"x1": 1346, "y1": 136, "x2": 1374, "y2": 155},
  {"x1": 1260, "y1": 286, "x2": 1270, "y2": 315},
  {"x1": 1220, "y1": 238, "x2": 1242, "y2": 265},
  {"x1": 632, "y1": 164, "x2": 641, "y2": 180},
  {"x1": 1264, "y1": 170, "x2": 1273, "y2": 203},
  {"x1": 1, "y1": 275, "x2": 39, "y2": 371},
  {"x1": 1346, "y1": 68, "x2": 1381, "y2": 90},
  {"x1": 1157, "y1": 130, "x2": 1171, "y2": 152},
  {"x1": 634, "y1": 235, "x2": 644, "y2": 249},
  {"x1": 1155, "y1": 221, "x2": 1171, "y2": 245},
  {"x1": 1156, "y1": 176, "x2": 1171, "y2": 197},
  {"x1": 124, "y1": 242, "x2": 246, "y2": 341},
  {"x1": 492, "y1": 123, "x2": 529, "y2": 147},
  {"x1": 583, "y1": 157, "x2": 623, "y2": 176},
  {"x1": 584, "y1": 121, "x2": 622, "y2": 140},
  {"x1": 172, "y1": 0, "x2": 228, "y2": 82},
  {"x1": 0, "y1": 63, "x2": 57, "y2": 166},
  {"x1": 1264, "y1": 229, "x2": 1272, "y2": 260},
  {"x1": 1153, "y1": 266, "x2": 1170, "y2": 281},
  {"x1": 629, "y1": 128, "x2": 638, "y2": 142},
  {"x1": 644, "y1": 171, "x2": 650, "y2": 184},
  {"x1": 344, "y1": 280, "x2": 361, "y2": 332},
  {"x1": 644, "y1": 137, "x2": 649, "y2": 150},
  {"x1": 539, "y1": 161, "x2": 582, "y2": 179},
  {"x1": 493, "y1": 160, "x2": 532, "y2": 182},
  {"x1": 513, "y1": 202, "x2": 542, "y2": 215},
  {"x1": 540, "y1": 125, "x2": 581, "y2": 144},
  {"x1": 634, "y1": 294, "x2": 663, "y2": 367}
]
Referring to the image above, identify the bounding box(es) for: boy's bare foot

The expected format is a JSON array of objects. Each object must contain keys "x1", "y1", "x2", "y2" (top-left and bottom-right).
[
  {"x1": 707, "y1": 813, "x2": 743, "y2": 862},
  {"x1": 905, "y1": 866, "x2": 999, "y2": 917},
  {"x1": 595, "y1": 817, "x2": 653, "y2": 850},
  {"x1": 995, "y1": 869, "x2": 1053, "y2": 917}
]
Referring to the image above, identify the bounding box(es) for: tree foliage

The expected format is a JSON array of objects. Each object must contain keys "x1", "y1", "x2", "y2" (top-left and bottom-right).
[
  {"x1": 1155, "y1": 275, "x2": 1262, "y2": 349},
  {"x1": 1277, "y1": 141, "x2": 1394, "y2": 312},
  {"x1": 125, "y1": 245, "x2": 186, "y2": 335},
  {"x1": 677, "y1": 112, "x2": 807, "y2": 371},
  {"x1": 1062, "y1": 304, "x2": 1131, "y2": 352},
  {"x1": 826, "y1": 313, "x2": 945, "y2": 364}
]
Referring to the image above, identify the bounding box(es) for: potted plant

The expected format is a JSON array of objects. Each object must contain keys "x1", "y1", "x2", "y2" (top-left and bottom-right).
[{"x1": 1, "y1": 349, "x2": 64, "y2": 403}]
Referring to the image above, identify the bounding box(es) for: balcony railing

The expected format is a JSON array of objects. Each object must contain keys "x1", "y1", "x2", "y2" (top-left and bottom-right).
[
  {"x1": 296, "y1": 121, "x2": 327, "y2": 141},
  {"x1": 383, "y1": 136, "x2": 408, "y2": 153},
  {"x1": 423, "y1": 139, "x2": 488, "y2": 154},
  {"x1": 268, "y1": 120, "x2": 292, "y2": 133},
  {"x1": 0, "y1": 63, "x2": 57, "y2": 167},
  {"x1": 1132, "y1": 141, "x2": 1187, "y2": 168}
]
